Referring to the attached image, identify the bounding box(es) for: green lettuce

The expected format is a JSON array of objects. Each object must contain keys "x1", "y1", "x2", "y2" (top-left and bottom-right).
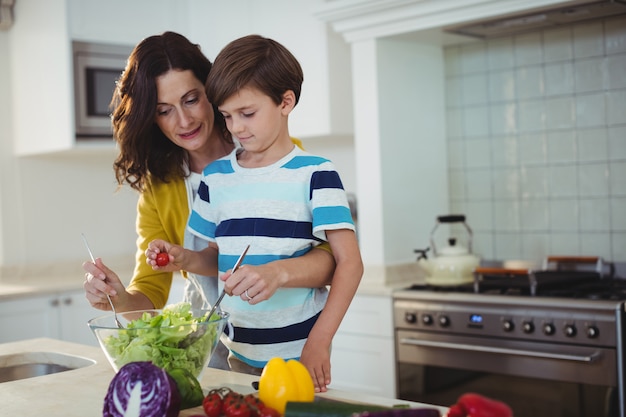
[{"x1": 103, "y1": 302, "x2": 219, "y2": 377}]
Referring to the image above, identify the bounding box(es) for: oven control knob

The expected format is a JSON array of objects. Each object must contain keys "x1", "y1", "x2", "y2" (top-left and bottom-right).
[
  {"x1": 564, "y1": 324, "x2": 577, "y2": 337},
  {"x1": 543, "y1": 323, "x2": 556, "y2": 336},
  {"x1": 502, "y1": 320, "x2": 514, "y2": 332},
  {"x1": 522, "y1": 321, "x2": 534, "y2": 333},
  {"x1": 438, "y1": 315, "x2": 450, "y2": 327},
  {"x1": 405, "y1": 312, "x2": 417, "y2": 324},
  {"x1": 586, "y1": 325, "x2": 599, "y2": 339},
  {"x1": 422, "y1": 314, "x2": 434, "y2": 326}
]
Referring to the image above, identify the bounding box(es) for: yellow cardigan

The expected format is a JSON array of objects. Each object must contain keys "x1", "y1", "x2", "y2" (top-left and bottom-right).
[{"x1": 126, "y1": 175, "x2": 189, "y2": 308}]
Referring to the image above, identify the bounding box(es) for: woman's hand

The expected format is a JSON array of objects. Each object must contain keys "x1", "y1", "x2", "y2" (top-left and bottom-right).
[{"x1": 82, "y1": 258, "x2": 127, "y2": 311}]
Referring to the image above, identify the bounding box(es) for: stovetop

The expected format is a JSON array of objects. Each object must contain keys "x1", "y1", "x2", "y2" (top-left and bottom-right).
[
  {"x1": 394, "y1": 275, "x2": 626, "y2": 346},
  {"x1": 406, "y1": 276, "x2": 626, "y2": 301}
]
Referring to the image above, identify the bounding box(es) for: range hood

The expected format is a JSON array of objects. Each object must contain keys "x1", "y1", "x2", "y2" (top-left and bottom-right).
[{"x1": 446, "y1": 0, "x2": 626, "y2": 38}]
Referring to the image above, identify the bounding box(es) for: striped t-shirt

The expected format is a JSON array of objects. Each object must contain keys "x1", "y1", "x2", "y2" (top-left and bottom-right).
[{"x1": 187, "y1": 146, "x2": 355, "y2": 368}]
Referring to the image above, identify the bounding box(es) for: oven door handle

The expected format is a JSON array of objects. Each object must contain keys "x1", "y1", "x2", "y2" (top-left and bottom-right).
[{"x1": 399, "y1": 338, "x2": 601, "y2": 363}]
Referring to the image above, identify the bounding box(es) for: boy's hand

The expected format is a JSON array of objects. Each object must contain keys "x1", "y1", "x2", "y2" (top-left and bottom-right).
[
  {"x1": 299, "y1": 338, "x2": 331, "y2": 393},
  {"x1": 145, "y1": 239, "x2": 185, "y2": 271}
]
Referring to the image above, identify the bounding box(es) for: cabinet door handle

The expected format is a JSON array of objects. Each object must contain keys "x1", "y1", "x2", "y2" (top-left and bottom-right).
[
  {"x1": 63, "y1": 298, "x2": 72, "y2": 306},
  {"x1": 50, "y1": 299, "x2": 60, "y2": 307}
]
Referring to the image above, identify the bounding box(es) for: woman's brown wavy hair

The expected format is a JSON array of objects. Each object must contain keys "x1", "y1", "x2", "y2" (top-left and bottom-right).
[{"x1": 111, "y1": 31, "x2": 230, "y2": 192}]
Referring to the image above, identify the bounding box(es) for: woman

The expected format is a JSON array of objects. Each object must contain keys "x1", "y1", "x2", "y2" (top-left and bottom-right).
[{"x1": 82, "y1": 32, "x2": 335, "y2": 363}]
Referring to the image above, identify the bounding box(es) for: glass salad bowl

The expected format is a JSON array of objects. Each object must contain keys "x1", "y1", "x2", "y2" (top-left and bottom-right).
[{"x1": 88, "y1": 302, "x2": 229, "y2": 380}]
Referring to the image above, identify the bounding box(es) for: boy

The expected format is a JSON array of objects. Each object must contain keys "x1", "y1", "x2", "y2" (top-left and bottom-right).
[{"x1": 148, "y1": 34, "x2": 362, "y2": 392}]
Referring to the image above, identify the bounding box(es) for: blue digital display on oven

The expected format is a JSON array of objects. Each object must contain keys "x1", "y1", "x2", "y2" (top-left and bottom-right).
[{"x1": 470, "y1": 314, "x2": 483, "y2": 324}]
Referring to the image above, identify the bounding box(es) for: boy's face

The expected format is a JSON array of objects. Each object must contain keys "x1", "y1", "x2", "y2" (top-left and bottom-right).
[{"x1": 218, "y1": 86, "x2": 295, "y2": 159}]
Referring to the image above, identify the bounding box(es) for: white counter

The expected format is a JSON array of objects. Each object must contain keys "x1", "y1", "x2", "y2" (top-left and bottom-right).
[{"x1": 0, "y1": 338, "x2": 447, "y2": 416}]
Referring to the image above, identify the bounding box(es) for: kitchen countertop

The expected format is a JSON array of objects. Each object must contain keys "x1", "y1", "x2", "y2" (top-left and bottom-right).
[
  {"x1": 0, "y1": 257, "x2": 134, "y2": 301},
  {"x1": 0, "y1": 338, "x2": 448, "y2": 416},
  {"x1": 0, "y1": 259, "x2": 424, "y2": 301}
]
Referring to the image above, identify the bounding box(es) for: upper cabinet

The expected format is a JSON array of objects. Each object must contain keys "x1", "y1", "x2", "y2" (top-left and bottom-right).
[
  {"x1": 8, "y1": 0, "x2": 74, "y2": 155},
  {"x1": 7, "y1": 0, "x2": 192, "y2": 155},
  {"x1": 7, "y1": 0, "x2": 353, "y2": 156}
]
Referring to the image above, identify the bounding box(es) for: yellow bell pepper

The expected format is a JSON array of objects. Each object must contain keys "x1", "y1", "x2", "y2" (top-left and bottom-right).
[{"x1": 258, "y1": 357, "x2": 315, "y2": 415}]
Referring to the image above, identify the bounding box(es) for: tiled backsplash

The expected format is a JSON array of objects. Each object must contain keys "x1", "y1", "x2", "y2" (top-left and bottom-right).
[{"x1": 445, "y1": 15, "x2": 626, "y2": 263}]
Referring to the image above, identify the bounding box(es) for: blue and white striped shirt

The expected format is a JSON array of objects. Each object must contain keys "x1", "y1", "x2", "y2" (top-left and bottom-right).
[{"x1": 187, "y1": 146, "x2": 355, "y2": 368}]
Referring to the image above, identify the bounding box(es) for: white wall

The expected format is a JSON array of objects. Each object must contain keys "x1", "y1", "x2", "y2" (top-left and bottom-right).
[
  {"x1": 349, "y1": 37, "x2": 448, "y2": 272},
  {"x1": 378, "y1": 39, "x2": 447, "y2": 264},
  {"x1": 188, "y1": 0, "x2": 352, "y2": 139}
]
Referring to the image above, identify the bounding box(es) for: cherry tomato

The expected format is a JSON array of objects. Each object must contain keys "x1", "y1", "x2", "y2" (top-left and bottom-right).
[
  {"x1": 224, "y1": 400, "x2": 252, "y2": 417},
  {"x1": 155, "y1": 252, "x2": 169, "y2": 266},
  {"x1": 243, "y1": 393, "x2": 262, "y2": 407},
  {"x1": 243, "y1": 394, "x2": 263, "y2": 417},
  {"x1": 257, "y1": 405, "x2": 281, "y2": 417},
  {"x1": 222, "y1": 389, "x2": 243, "y2": 409},
  {"x1": 202, "y1": 391, "x2": 223, "y2": 417},
  {"x1": 222, "y1": 395, "x2": 240, "y2": 414}
]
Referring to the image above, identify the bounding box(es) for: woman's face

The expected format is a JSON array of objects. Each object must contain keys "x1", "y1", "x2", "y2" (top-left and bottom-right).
[{"x1": 154, "y1": 69, "x2": 214, "y2": 152}]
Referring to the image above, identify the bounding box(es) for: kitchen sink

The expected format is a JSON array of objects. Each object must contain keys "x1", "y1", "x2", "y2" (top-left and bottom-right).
[{"x1": 0, "y1": 351, "x2": 96, "y2": 383}]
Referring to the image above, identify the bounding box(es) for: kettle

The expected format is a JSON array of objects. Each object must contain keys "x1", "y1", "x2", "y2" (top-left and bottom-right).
[{"x1": 415, "y1": 215, "x2": 480, "y2": 286}]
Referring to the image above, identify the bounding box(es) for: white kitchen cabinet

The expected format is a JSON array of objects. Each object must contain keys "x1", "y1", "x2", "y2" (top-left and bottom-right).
[
  {"x1": 8, "y1": 0, "x2": 74, "y2": 155},
  {"x1": 8, "y1": 0, "x2": 352, "y2": 156},
  {"x1": 8, "y1": 0, "x2": 192, "y2": 155},
  {"x1": 330, "y1": 293, "x2": 396, "y2": 398},
  {"x1": 0, "y1": 289, "x2": 99, "y2": 347},
  {"x1": 57, "y1": 290, "x2": 101, "y2": 346}
]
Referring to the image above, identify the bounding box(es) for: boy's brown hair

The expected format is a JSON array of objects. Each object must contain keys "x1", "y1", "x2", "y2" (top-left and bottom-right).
[{"x1": 206, "y1": 34, "x2": 303, "y2": 108}]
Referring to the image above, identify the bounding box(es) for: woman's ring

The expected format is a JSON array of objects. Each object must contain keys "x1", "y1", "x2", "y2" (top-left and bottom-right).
[{"x1": 244, "y1": 289, "x2": 252, "y2": 301}]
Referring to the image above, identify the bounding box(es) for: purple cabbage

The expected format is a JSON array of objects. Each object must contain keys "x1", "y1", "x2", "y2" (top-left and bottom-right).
[{"x1": 103, "y1": 361, "x2": 181, "y2": 417}]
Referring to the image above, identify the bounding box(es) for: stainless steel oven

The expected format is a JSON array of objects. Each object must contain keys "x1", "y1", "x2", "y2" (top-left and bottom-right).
[{"x1": 393, "y1": 259, "x2": 625, "y2": 417}]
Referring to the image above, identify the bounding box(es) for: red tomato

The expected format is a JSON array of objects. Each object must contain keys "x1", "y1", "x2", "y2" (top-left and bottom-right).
[
  {"x1": 257, "y1": 405, "x2": 281, "y2": 417},
  {"x1": 155, "y1": 252, "x2": 169, "y2": 266},
  {"x1": 222, "y1": 390, "x2": 243, "y2": 410},
  {"x1": 243, "y1": 394, "x2": 263, "y2": 417},
  {"x1": 243, "y1": 393, "x2": 262, "y2": 408},
  {"x1": 202, "y1": 391, "x2": 223, "y2": 417},
  {"x1": 224, "y1": 400, "x2": 252, "y2": 417}
]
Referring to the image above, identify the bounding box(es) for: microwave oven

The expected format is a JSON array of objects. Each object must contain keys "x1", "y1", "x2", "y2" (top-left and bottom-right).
[{"x1": 72, "y1": 41, "x2": 132, "y2": 139}]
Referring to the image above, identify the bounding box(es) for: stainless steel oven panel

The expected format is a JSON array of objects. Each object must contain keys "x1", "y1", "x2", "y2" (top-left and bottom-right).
[
  {"x1": 396, "y1": 329, "x2": 617, "y2": 386},
  {"x1": 394, "y1": 298, "x2": 618, "y2": 347}
]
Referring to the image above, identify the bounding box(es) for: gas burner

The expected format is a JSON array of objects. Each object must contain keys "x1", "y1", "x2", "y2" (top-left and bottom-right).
[
  {"x1": 408, "y1": 283, "x2": 474, "y2": 293},
  {"x1": 407, "y1": 275, "x2": 626, "y2": 300},
  {"x1": 541, "y1": 279, "x2": 626, "y2": 300}
]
